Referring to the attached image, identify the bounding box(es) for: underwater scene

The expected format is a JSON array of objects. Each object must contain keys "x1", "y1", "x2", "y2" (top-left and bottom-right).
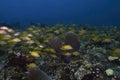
[
  {"x1": 0, "y1": 0, "x2": 120, "y2": 80},
  {"x1": 0, "y1": 25, "x2": 120, "y2": 80}
]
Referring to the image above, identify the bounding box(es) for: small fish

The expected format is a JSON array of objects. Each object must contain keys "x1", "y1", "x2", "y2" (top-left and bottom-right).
[
  {"x1": 3, "y1": 34, "x2": 11, "y2": 39},
  {"x1": 14, "y1": 32, "x2": 20, "y2": 36},
  {"x1": 60, "y1": 45, "x2": 73, "y2": 50},
  {"x1": 27, "y1": 63, "x2": 37, "y2": 68},
  {"x1": 10, "y1": 38, "x2": 21, "y2": 43},
  {"x1": 26, "y1": 40, "x2": 34, "y2": 44},
  {"x1": 29, "y1": 51, "x2": 40, "y2": 57},
  {"x1": 7, "y1": 29, "x2": 14, "y2": 33},
  {"x1": 27, "y1": 34, "x2": 33, "y2": 37},
  {"x1": 0, "y1": 26, "x2": 8, "y2": 30},
  {"x1": 103, "y1": 38, "x2": 111, "y2": 43},
  {"x1": 22, "y1": 36, "x2": 31, "y2": 41},
  {"x1": 79, "y1": 29, "x2": 86, "y2": 35},
  {"x1": 39, "y1": 45, "x2": 44, "y2": 48},
  {"x1": 72, "y1": 51, "x2": 79, "y2": 56},
  {"x1": 0, "y1": 30, "x2": 7, "y2": 34},
  {"x1": 62, "y1": 52, "x2": 71, "y2": 56}
]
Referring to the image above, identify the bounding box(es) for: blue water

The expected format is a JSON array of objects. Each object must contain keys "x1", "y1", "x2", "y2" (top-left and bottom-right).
[{"x1": 0, "y1": 0, "x2": 120, "y2": 26}]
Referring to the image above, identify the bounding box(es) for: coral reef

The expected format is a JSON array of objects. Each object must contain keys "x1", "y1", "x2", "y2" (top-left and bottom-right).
[
  {"x1": 0, "y1": 25, "x2": 120, "y2": 80},
  {"x1": 6, "y1": 52, "x2": 34, "y2": 70}
]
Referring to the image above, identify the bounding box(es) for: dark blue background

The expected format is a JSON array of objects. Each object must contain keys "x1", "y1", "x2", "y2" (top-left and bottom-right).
[{"x1": 0, "y1": 0, "x2": 120, "y2": 26}]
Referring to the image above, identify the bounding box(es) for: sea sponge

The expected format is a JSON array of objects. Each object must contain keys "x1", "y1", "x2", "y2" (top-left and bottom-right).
[{"x1": 64, "y1": 32, "x2": 80, "y2": 51}]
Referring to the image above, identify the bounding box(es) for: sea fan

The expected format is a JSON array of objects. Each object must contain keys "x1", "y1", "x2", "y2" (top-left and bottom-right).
[
  {"x1": 48, "y1": 37, "x2": 62, "y2": 53},
  {"x1": 64, "y1": 32, "x2": 80, "y2": 51}
]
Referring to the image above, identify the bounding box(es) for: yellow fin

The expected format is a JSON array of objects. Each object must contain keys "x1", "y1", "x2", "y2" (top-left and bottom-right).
[{"x1": 72, "y1": 51, "x2": 79, "y2": 56}]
